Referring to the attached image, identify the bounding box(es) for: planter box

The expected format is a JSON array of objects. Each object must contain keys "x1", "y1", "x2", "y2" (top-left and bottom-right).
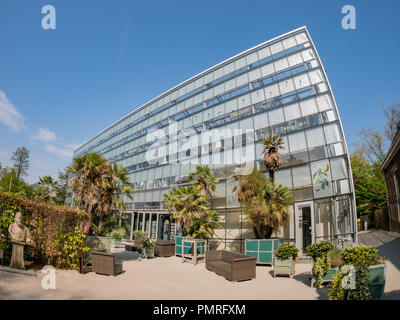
[
  {"x1": 175, "y1": 236, "x2": 209, "y2": 256},
  {"x1": 369, "y1": 263, "x2": 386, "y2": 300},
  {"x1": 273, "y1": 257, "x2": 295, "y2": 278},
  {"x1": 245, "y1": 239, "x2": 283, "y2": 265}
]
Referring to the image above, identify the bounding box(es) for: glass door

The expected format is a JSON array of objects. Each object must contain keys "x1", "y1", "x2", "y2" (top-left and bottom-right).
[{"x1": 295, "y1": 201, "x2": 315, "y2": 254}]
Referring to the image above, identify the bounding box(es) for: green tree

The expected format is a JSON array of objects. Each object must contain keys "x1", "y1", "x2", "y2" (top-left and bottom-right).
[
  {"x1": 11, "y1": 147, "x2": 30, "y2": 179},
  {"x1": 35, "y1": 175, "x2": 57, "y2": 203},
  {"x1": 55, "y1": 168, "x2": 71, "y2": 205},
  {"x1": 259, "y1": 134, "x2": 285, "y2": 182},
  {"x1": 186, "y1": 165, "x2": 218, "y2": 198},
  {"x1": 232, "y1": 168, "x2": 293, "y2": 239},
  {"x1": 163, "y1": 185, "x2": 209, "y2": 236},
  {"x1": 67, "y1": 153, "x2": 134, "y2": 235},
  {"x1": 0, "y1": 168, "x2": 34, "y2": 198},
  {"x1": 350, "y1": 151, "x2": 387, "y2": 215}
]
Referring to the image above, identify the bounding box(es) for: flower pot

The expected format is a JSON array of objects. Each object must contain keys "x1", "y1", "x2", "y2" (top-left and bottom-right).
[
  {"x1": 273, "y1": 257, "x2": 295, "y2": 278},
  {"x1": 146, "y1": 247, "x2": 155, "y2": 259}
]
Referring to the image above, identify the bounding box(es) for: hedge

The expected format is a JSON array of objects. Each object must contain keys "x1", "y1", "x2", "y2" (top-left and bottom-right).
[{"x1": 0, "y1": 191, "x2": 88, "y2": 267}]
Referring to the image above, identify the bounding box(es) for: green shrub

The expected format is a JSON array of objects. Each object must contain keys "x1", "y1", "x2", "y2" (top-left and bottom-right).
[
  {"x1": 275, "y1": 243, "x2": 299, "y2": 260},
  {"x1": 341, "y1": 245, "x2": 383, "y2": 267},
  {"x1": 312, "y1": 257, "x2": 331, "y2": 288},
  {"x1": 133, "y1": 230, "x2": 147, "y2": 239},
  {"x1": 110, "y1": 227, "x2": 127, "y2": 240},
  {"x1": 55, "y1": 227, "x2": 90, "y2": 270},
  {"x1": 142, "y1": 238, "x2": 155, "y2": 249},
  {"x1": 306, "y1": 241, "x2": 334, "y2": 261},
  {"x1": 347, "y1": 264, "x2": 372, "y2": 300},
  {"x1": 328, "y1": 267, "x2": 346, "y2": 300},
  {"x1": 327, "y1": 248, "x2": 343, "y2": 267}
]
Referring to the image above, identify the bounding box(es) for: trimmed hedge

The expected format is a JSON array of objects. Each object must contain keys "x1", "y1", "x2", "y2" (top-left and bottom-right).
[{"x1": 0, "y1": 191, "x2": 88, "y2": 267}]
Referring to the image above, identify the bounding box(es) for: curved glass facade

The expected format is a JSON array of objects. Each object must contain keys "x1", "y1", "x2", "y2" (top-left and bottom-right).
[{"x1": 74, "y1": 27, "x2": 357, "y2": 253}]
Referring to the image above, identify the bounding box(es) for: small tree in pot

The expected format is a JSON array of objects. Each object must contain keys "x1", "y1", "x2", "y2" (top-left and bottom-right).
[{"x1": 141, "y1": 238, "x2": 155, "y2": 259}]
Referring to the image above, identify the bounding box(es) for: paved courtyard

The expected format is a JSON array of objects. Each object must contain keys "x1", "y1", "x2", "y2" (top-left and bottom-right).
[{"x1": 0, "y1": 230, "x2": 399, "y2": 300}]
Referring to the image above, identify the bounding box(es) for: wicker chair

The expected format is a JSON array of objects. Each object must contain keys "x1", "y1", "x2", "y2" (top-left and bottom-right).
[
  {"x1": 206, "y1": 250, "x2": 256, "y2": 282},
  {"x1": 155, "y1": 240, "x2": 175, "y2": 257},
  {"x1": 91, "y1": 251, "x2": 123, "y2": 276}
]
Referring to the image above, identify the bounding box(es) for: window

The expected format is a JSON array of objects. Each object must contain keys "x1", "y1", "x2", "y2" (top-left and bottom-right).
[
  {"x1": 275, "y1": 168, "x2": 293, "y2": 188},
  {"x1": 288, "y1": 131, "x2": 307, "y2": 152},
  {"x1": 284, "y1": 103, "x2": 301, "y2": 121},
  {"x1": 306, "y1": 127, "x2": 325, "y2": 148},
  {"x1": 292, "y1": 164, "x2": 312, "y2": 187},
  {"x1": 268, "y1": 108, "x2": 285, "y2": 126},
  {"x1": 330, "y1": 157, "x2": 348, "y2": 180},
  {"x1": 300, "y1": 98, "x2": 318, "y2": 116},
  {"x1": 324, "y1": 123, "x2": 341, "y2": 144}
]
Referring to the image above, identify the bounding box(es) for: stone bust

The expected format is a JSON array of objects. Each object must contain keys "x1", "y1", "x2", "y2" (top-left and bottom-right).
[{"x1": 8, "y1": 212, "x2": 31, "y2": 244}]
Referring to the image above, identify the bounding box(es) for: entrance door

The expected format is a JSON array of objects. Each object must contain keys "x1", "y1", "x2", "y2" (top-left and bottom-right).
[{"x1": 295, "y1": 201, "x2": 314, "y2": 254}]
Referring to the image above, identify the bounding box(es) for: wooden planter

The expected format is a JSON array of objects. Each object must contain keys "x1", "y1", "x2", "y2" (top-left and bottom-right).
[
  {"x1": 175, "y1": 236, "x2": 209, "y2": 256},
  {"x1": 245, "y1": 239, "x2": 283, "y2": 265},
  {"x1": 273, "y1": 257, "x2": 295, "y2": 278}
]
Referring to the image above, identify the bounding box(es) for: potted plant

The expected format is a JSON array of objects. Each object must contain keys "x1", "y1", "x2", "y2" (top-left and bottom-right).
[
  {"x1": 273, "y1": 242, "x2": 299, "y2": 278},
  {"x1": 141, "y1": 238, "x2": 155, "y2": 259}
]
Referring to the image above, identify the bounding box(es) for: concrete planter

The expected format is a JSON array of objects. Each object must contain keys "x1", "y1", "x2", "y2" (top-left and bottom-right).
[{"x1": 369, "y1": 263, "x2": 386, "y2": 299}]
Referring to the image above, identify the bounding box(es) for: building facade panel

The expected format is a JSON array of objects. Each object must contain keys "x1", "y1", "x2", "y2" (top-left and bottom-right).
[{"x1": 74, "y1": 27, "x2": 357, "y2": 252}]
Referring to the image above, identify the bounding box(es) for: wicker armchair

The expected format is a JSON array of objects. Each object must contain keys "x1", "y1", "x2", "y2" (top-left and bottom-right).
[
  {"x1": 91, "y1": 251, "x2": 123, "y2": 276},
  {"x1": 155, "y1": 240, "x2": 175, "y2": 257},
  {"x1": 206, "y1": 250, "x2": 256, "y2": 282}
]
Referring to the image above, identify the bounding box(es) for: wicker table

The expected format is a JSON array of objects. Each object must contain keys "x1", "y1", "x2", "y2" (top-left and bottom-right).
[{"x1": 181, "y1": 239, "x2": 207, "y2": 265}]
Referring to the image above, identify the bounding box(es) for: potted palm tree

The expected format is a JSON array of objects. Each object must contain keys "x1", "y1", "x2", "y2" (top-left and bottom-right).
[
  {"x1": 273, "y1": 242, "x2": 299, "y2": 278},
  {"x1": 234, "y1": 134, "x2": 293, "y2": 265},
  {"x1": 163, "y1": 166, "x2": 221, "y2": 256}
]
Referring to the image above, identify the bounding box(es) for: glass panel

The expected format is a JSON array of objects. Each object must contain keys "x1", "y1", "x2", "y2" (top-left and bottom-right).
[
  {"x1": 300, "y1": 98, "x2": 318, "y2": 116},
  {"x1": 314, "y1": 199, "x2": 333, "y2": 241},
  {"x1": 311, "y1": 159, "x2": 333, "y2": 198},
  {"x1": 309, "y1": 145, "x2": 328, "y2": 161},
  {"x1": 293, "y1": 187, "x2": 312, "y2": 201},
  {"x1": 330, "y1": 157, "x2": 348, "y2": 180},
  {"x1": 324, "y1": 123, "x2": 341, "y2": 144},
  {"x1": 306, "y1": 127, "x2": 325, "y2": 148},
  {"x1": 288, "y1": 131, "x2": 307, "y2": 152},
  {"x1": 274, "y1": 168, "x2": 293, "y2": 188},
  {"x1": 284, "y1": 103, "x2": 301, "y2": 121},
  {"x1": 327, "y1": 142, "x2": 345, "y2": 157},
  {"x1": 268, "y1": 108, "x2": 285, "y2": 126},
  {"x1": 292, "y1": 164, "x2": 312, "y2": 187}
]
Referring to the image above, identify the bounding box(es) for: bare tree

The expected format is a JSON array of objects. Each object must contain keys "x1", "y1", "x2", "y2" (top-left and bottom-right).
[{"x1": 381, "y1": 101, "x2": 400, "y2": 142}]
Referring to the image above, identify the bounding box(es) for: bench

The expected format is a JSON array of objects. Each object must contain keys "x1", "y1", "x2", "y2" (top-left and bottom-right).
[{"x1": 206, "y1": 250, "x2": 256, "y2": 282}]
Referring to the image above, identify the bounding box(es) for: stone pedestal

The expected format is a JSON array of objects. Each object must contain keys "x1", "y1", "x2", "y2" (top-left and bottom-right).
[{"x1": 10, "y1": 241, "x2": 25, "y2": 270}]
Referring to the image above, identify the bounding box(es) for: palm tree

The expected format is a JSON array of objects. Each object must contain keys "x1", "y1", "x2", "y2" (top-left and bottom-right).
[
  {"x1": 190, "y1": 209, "x2": 222, "y2": 239},
  {"x1": 232, "y1": 168, "x2": 293, "y2": 239},
  {"x1": 252, "y1": 181, "x2": 293, "y2": 238},
  {"x1": 36, "y1": 175, "x2": 57, "y2": 203},
  {"x1": 259, "y1": 134, "x2": 285, "y2": 182},
  {"x1": 186, "y1": 165, "x2": 218, "y2": 198},
  {"x1": 96, "y1": 162, "x2": 134, "y2": 235},
  {"x1": 163, "y1": 185, "x2": 209, "y2": 236},
  {"x1": 68, "y1": 153, "x2": 134, "y2": 235}
]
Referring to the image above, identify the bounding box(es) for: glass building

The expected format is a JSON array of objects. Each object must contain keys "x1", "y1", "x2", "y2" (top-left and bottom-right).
[{"x1": 73, "y1": 26, "x2": 357, "y2": 253}]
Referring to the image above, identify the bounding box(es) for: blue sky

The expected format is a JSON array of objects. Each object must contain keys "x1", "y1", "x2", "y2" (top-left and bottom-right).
[{"x1": 0, "y1": 0, "x2": 399, "y2": 183}]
